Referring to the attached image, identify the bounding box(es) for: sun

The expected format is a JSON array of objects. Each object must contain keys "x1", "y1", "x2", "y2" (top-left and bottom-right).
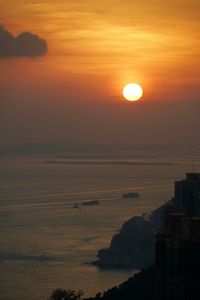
[{"x1": 123, "y1": 83, "x2": 143, "y2": 101}]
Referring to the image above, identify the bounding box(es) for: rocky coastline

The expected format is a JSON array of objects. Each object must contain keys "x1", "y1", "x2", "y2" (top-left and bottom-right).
[{"x1": 93, "y1": 199, "x2": 173, "y2": 269}]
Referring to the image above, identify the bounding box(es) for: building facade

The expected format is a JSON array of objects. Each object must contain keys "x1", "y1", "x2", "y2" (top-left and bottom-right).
[
  {"x1": 161, "y1": 173, "x2": 200, "y2": 231},
  {"x1": 155, "y1": 214, "x2": 200, "y2": 300}
]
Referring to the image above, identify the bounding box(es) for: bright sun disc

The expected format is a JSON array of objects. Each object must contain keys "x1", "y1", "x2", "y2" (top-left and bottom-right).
[{"x1": 123, "y1": 83, "x2": 143, "y2": 101}]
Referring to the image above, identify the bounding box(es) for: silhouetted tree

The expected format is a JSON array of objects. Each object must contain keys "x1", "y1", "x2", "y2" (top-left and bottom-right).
[
  {"x1": 48, "y1": 288, "x2": 84, "y2": 300},
  {"x1": 94, "y1": 293, "x2": 102, "y2": 299}
]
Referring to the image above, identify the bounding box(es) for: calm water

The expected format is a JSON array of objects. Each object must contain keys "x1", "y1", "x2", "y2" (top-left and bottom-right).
[{"x1": 0, "y1": 156, "x2": 197, "y2": 300}]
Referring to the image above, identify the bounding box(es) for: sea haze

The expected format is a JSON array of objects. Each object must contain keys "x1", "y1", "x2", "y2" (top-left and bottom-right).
[{"x1": 0, "y1": 155, "x2": 198, "y2": 300}]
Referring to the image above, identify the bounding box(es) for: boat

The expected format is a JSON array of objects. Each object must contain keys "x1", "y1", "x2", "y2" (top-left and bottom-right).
[
  {"x1": 73, "y1": 203, "x2": 80, "y2": 208},
  {"x1": 82, "y1": 199, "x2": 100, "y2": 206},
  {"x1": 122, "y1": 192, "x2": 140, "y2": 198}
]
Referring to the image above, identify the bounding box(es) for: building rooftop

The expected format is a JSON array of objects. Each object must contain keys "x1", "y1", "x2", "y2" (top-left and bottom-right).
[{"x1": 186, "y1": 173, "x2": 200, "y2": 181}]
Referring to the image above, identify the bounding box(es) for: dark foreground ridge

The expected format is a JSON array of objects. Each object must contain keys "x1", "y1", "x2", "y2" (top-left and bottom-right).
[
  {"x1": 85, "y1": 267, "x2": 155, "y2": 300},
  {"x1": 48, "y1": 267, "x2": 155, "y2": 300}
]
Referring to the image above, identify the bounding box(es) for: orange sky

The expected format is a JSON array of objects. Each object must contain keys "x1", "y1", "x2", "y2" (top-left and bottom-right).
[
  {"x1": 1, "y1": 0, "x2": 200, "y2": 96},
  {"x1": 0, "y1": 0, "x2": 199, "y2": 145}
]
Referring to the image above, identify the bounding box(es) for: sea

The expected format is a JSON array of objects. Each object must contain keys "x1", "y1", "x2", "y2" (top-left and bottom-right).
[{"x1": 0, "y1": 154, "x2": 199, "y2": 300}]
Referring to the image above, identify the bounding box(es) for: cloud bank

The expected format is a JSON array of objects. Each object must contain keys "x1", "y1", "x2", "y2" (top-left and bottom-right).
[{"x1": 0, "y1": 26, "x2": 48, "y2": 57}]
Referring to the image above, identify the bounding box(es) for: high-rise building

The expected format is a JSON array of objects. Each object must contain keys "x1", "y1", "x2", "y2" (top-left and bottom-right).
[
  {"x1": 161, "y1": 173, "x2": 200, "y2": 230},
  {"x1": 155, "y1": 214, "x2": 200, "y2": 300},
  {"x1": 174, "y1": 173, "x2": 200, "y2": 217}
]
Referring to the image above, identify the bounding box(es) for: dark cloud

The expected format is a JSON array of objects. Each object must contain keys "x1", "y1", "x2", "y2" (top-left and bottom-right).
[{"x1": 0, "y1": 26, "x2": 48, "y2": 58}]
